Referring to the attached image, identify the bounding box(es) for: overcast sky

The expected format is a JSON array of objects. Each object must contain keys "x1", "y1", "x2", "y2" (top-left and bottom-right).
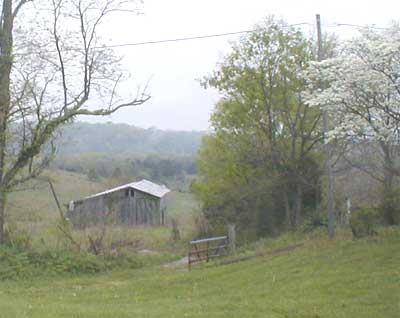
[{"x1": 86, "y1": 0, "x2": 400, "y2": 131}]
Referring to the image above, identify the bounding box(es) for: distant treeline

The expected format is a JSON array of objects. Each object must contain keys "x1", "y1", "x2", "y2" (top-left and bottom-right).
[
  {"x1": 52, "y1": 153, "x2": 197, "y2": 185},
  {"x1": 55, "y1": 122, "x2": 206, "y2": 156}
]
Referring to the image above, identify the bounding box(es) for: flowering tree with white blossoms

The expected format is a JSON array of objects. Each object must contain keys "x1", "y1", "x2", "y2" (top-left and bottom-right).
[{"x1": 306, "y1": 25, "x2": 400, "y2": 224}]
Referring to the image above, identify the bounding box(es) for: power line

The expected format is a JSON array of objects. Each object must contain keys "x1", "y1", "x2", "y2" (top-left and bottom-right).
[
  {"x1": 94, "y1": 22, "x2": 314, "y2": 49},
  {"x1": 327, "y1": 23, "x2": 389, "y2": 30},
  {"x1": 11, "y1": 21, "x2": 389, "y2": 57},
  {"x1": 11, "y1": 30, "x2": 253, "y2": 56},
  {"x1": 13, "y1": 23, "x2": 314, "y2": 56},
  {"x1": 93, "y1": 30, "x2": 254, "y2": 49}
]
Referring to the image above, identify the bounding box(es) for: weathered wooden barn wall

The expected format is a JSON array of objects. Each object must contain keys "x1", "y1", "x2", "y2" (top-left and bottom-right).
[{"x1": 68, "y1": 188, "x2": 168, "y2": 228}]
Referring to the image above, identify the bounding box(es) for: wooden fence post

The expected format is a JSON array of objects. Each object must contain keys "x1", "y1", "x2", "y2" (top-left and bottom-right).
[
  {"x1": 228, "y1": 224, "x2": 236, "y2": 254},
  {"x1": 188, "y1": 241, "x2": 191, "y2": 271}
]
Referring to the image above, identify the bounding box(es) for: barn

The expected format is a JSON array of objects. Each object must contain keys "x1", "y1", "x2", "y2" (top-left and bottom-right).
[{"x1": 67, "y1": 179, "x2": 170, "y2": 228}]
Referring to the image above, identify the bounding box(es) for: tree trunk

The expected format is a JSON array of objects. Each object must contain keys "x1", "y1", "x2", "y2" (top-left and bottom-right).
[
  {"x1": 294, "y1": 182, "x2": 303, "y2": 227},
  {"x1": 381, "y1": 142, "x2": 396, "y2": 225},
  {"x1": 383, "y1": 161, "x2": 395, "y2": 225},
  {"x1": 0, "y1": 190, "x2": 6, "y2": 244},
  {"x1": 325, "y1": 146, "x2": 335, "y2": 239},
  {"x1": 382, "y1": 173, "x2": 395, "y2": 225},
  {"x1": 283, "y1": 190, "x2": 293, "y2": 230},
  {"x1": 0, "y1": 0, "x2": 14, "y2": 244}
]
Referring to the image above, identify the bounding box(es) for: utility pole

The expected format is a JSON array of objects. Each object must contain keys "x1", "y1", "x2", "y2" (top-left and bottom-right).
[{"x1": 316, "y1": 14, "x2": 335, "y2": 239}]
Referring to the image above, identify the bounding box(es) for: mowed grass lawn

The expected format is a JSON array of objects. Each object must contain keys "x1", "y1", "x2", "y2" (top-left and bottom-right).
[{"x1": 0, "y1": 228, "x2": 399, "y2": 318}]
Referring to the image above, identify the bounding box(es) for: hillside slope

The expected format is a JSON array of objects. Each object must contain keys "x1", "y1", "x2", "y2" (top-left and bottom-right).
[
  {"x1": 1, "y1": 228, "x2": 398, "y2": 317},
  {"x1": 7, "y1": 169, "x2": 197, "y2": 221},
  {"x1": 7, "y1": 169, "x2": 104, "y2": 223},
  {"x1": 6, "y1": 169, "x2": 198, "y2": 251}
]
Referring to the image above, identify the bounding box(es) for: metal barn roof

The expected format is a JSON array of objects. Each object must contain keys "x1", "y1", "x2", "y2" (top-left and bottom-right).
[
  {"x1": 129, "y1": 179, "x2": 171, "y2": 198},
  {"x1": 77, "y1": 179, "x2": 170, "y2": 202}
]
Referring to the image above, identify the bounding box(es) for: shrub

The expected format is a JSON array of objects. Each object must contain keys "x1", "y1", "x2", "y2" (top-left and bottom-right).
[
  {"x1": 349, "y1": 206, "x2": 378, "y2": 238},
  {"x1": 193, "y1": 212, "x2": 209, "y2": 239},
  {"x1": 3, "y1": 223, "x2": 32, "y2": 250},
  {"x1": 0, "y1": 247, "x2": 146, "y2": 280},
  {"x1": 303, "y1": 213, "x2": 327, "y2": 233},
  {"x1": 381, "y1": 189, "x2": 400, "y2": 225},
  {"x1": 170, "y1": 217, "x2": 181, "y2": 241}
]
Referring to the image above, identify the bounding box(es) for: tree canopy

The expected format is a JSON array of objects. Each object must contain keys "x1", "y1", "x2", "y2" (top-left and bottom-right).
[
  {"x1": 306, "y1": 24, "x2": 400, "y2": 225},
  {"x1": 306, "y1": 25, "x2": 400, "y2": 143},
  {"x1": 194, "y1": 18, "x2": 323, "y2": 238}
]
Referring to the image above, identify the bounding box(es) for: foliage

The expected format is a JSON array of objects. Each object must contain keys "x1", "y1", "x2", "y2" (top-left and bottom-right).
[
  {"x1": 0, "y1": 248, "x2": 102, "y2": 280},
  {"x1": 53, "y1": 152, "x2": 197, "y2": 185},
  {"x1": 349, "y1": 206, "x2": 379, "y2": 238},
  {"x1": 3, "y1": 222, "x2": 32, "y2": 250},
  {"x1": 0, "y1": 226, "x2": 184, "y2": 280},
  {"x1": 191, "y1": 210, "x2": 210, "y2": 239},
  {"x1": 379, "y1": 187, "x2": 400, "y2": 225},
  {"x1": 0, "y1": 222, "x2": 153, "y2": 280},
  {"x1": 193, "y1": 133, "x2": 279, "y2": 239},
  {"x1": 170, "y1": 217, "x2": 181, "y2": 241},
  {"x1": 306, "y1": 25, "x2": 400, "y2": 143},
  {"x1": 306, "y1": 24, "x2": 400, "y2": 225},
  {"x1": 0, "y1": 0, "x2": 150, "y2": 243},
  {"x1": 302, "y1": 211, "x2": 328, "y2": 233},
  {"x1": 195, "y1": 17, "x2": 322, "y2": 237},
  {"x1": 87, "y1": 167, "x2": 99, "y2": 182}
]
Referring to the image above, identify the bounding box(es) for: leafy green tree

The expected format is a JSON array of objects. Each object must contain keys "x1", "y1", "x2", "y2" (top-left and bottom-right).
[
  {"x1": 194, "y1": 132, "x2": 280, "y2": 239},
  {"x1": 87, "y1": 168, "x2": 99, "y2": 182},
  {"x1": 195, "y1": 18, "x2": 322, "y2": 236}
]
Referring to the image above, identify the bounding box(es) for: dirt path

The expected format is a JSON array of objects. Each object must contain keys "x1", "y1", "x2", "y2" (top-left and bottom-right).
[{"x1": 162, "y1": 256, "x2": 188, "y2": 270}]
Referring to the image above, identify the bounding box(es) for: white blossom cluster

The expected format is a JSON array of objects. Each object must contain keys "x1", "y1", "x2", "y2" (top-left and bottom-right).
[{"x1": 306, "y1": 25, "x2": 400, "y2": 144}]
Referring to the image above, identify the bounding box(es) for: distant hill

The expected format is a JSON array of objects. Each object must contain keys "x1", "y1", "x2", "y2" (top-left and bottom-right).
[{"x1": 56, "y1": 122, "x2": 206, "y2": 156}]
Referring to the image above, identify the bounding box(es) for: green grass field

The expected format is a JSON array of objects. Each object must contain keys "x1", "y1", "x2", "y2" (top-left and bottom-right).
[
  {"x1": 7, "y1": 169, "x2": 197, "y2": 224},
  {"x1": 2, "y1": 170, "x2": 399, "y2": 317},
  {"x1": 0, "y1": 227, "x2": 399, "y2": 318},
  {"x1": 5, "y1": 169, "x2": 198, "y2": 253},
  {"x1": 7, "y1": 170, "x2": 104, "y2": 223}
]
